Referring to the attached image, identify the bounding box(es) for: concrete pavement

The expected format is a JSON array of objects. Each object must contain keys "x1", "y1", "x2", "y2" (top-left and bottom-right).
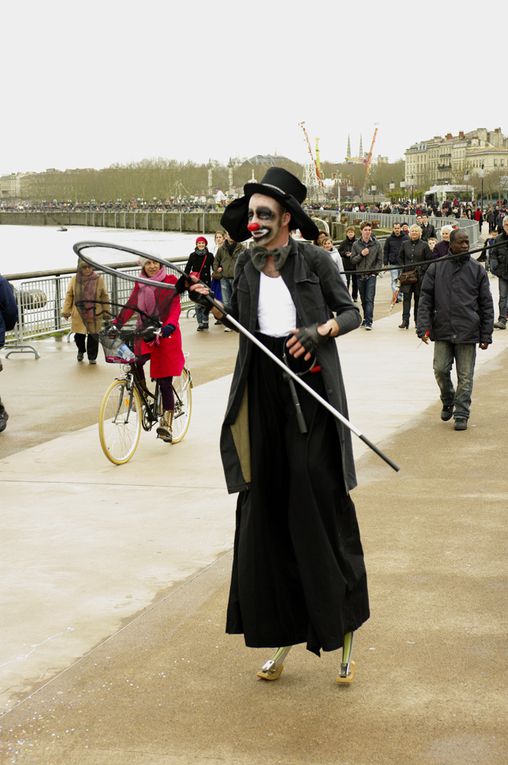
[{"x1": 0, "y1": 274, "x2": 507, "y2": 764}]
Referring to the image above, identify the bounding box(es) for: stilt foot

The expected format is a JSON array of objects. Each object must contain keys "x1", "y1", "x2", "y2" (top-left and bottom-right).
[
  {"x1": 257, "y1": 660, "x2": 284, "y2": 681},
  {"x1": 336, "y1": 660, "x2": 356, "y2": 685}
]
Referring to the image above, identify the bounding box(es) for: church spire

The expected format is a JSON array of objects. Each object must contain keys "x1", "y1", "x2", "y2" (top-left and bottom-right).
[
  {"x1": 359, "y1": 134, "x2": 363, "y2": 158},
  {"x1": 346, "y1": 135, "x2": 351, "y2": 161}
]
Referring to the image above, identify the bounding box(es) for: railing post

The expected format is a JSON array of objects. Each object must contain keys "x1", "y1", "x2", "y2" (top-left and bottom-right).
[{"x1": 54, "y1": 277, "x2": 62, "y2": 330}]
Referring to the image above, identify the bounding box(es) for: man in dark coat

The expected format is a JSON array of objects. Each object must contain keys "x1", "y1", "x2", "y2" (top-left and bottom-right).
[
  {"x1": 0, "y1": 275, "x2": 19, "y2": 432},
  {"x1": 417, "y1": 230, "x2": 494, "y2": 431},
  {"x1": 383, "y1": 222, "x2": 408, "y2": 302},
  {"x1": 187, "y1": 168, "x2": 369, "y2": 683}
]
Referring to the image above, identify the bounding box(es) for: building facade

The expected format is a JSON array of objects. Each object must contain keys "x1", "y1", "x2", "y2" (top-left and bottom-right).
[
  {"x1": 405, "y1": 128, "x2": 508, "y2": 188},
  {"x1": 0, "y1": 174, "x2": 26, "y2": 199}
]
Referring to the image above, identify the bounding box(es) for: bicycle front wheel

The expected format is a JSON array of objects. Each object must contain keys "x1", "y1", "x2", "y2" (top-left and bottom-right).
[
  {"x1": 171, "y1": 368, "x2": 192, "y2": 444},
  {"x1": 98, "y1": 379, "x2": 142, "y2": 464}
]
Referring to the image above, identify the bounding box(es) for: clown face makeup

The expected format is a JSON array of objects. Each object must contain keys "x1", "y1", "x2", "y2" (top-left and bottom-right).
[{"x1": 247, "y1": 193, "x2": 290, "y2": 249}]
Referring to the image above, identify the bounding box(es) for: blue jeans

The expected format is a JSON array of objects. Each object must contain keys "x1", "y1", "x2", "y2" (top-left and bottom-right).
[
  {"x1": 196, "y1": 304, "x2": 210, "y2": 327},
  {"x1": 357, "y1": 275, "x2": 377, "y2": 325},
  {"x1": 220, "y1": 277, "x2": 234, "y2": 311},
  {"x1": 433, "y1": 341, "x2": 477, "y2": 420},
  {"x1": 498, "y1": 276, "x2": 508, "y2": 321}
]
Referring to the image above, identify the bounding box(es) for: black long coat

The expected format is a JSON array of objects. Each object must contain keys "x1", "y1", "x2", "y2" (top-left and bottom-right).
[{"x1": 220, "y1": 238, "x2": 362, "y2": 495}]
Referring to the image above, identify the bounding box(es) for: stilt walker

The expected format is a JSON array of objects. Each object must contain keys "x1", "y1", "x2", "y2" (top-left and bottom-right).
[{"x1": 188, "y1": 168, "x2": 370, "y2": 684}]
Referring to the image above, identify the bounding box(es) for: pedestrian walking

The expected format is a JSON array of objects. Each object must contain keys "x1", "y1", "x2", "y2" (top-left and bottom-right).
[
  {"x1": 338, "y1": 226, "x2": 358, "y2": 300},
  {"x1": 184, "y1": 237, "x2": 214, "y2": 331},
  {"x1": 489, "y1": 215, "x2": 508, "y2": 329},
  {"x1": 62, "y1": 260, "x2": 109, "y2": 364},
  {"x1": 0, "y1": 274, "x2": 18, "y2": 433},
  {"x1": 398, "y1": 225, "x2": 432, "y2": 329},
  {"x1": 417, "y1": 230, "x2": 494, "y2": 431},
  {"x1": 351, "y1": 221, "x2": 383, "y2": 330}
]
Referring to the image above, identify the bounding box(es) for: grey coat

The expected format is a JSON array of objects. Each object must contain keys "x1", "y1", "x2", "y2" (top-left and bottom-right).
[
  {"x1": 350, "y1": 237, "x2": 383, "y2": 275},
  {"x1": 220, "y1": 239, "x2": 362, "y2": 494}
]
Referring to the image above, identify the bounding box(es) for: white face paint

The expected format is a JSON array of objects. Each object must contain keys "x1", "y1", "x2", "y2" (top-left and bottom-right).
[{"x1": 247, "y1": 193, "x2": 290, "y2": 249}]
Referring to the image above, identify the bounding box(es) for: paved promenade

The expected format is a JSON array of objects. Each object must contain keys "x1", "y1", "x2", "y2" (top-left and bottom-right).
[{"x1": 0, "y1": 275, "x2": 506, "y2": 765}]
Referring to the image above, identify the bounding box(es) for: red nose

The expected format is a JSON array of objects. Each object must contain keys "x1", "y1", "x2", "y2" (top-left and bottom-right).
[{"x1": 247, "y1": 222, "x2": 261, "y2": 232}]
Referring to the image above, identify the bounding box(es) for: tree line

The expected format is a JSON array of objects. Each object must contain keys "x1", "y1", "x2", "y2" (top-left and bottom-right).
[{"x1": 20, "y1": 157, "x2": 407, "y2": 202}]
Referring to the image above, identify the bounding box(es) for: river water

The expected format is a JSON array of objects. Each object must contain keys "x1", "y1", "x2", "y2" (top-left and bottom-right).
[{"x1": 0, "y1": 225, "x2": 204, "y2": 276}]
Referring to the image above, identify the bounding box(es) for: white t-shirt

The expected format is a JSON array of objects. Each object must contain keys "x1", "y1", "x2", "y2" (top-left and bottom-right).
[{"x1": 257, "y1": 273, "x2": 297, "y2": 337}]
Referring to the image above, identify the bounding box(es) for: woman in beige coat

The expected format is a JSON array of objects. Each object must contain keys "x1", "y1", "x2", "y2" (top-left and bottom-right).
[{"x1": 62, "y1": 260, "x2": 109, "y2": 364}]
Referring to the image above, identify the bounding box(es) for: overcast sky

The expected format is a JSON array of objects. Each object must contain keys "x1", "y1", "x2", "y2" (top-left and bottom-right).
[{"x1": 2, "y1": 0, "x2": 504, "y2": 177}]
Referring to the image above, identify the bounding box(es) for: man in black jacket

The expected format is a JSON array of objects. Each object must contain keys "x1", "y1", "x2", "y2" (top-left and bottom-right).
[
  {"x1": 383, "y1": 222, "x2": 408, "y2": 302},
  {"x1": 417, "y1": 230, "x2": 494, "y2": 431},
  {"x1": 490, "y1": 215, "x2": 508, "y2": 329},
  {"x1": 0, "y1": 275, "x2": 19, "y2": 432},
  {"x1": 420, "y1": 214, "x2": 437, "y2": 241}
]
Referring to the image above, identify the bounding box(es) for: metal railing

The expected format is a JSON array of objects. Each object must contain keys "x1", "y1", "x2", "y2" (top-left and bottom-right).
[
  {"x1": 2, "y1": 260, "x2": 192, "y2": 358},
  {"x1": 338, "y1": 211, "x2": 480, "y2": 244}
]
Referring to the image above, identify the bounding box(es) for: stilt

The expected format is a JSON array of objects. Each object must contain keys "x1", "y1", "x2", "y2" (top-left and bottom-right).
[
  {"x1": 336, "y1": 631, "x2": 356, "y2": 685},
  {"x1": 256, "y1": 646, "x2": 292, "y2": 681}
]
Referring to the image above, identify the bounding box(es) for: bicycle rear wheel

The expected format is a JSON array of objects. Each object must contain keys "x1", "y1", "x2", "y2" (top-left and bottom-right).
[
  {"x1": 98, "y1": 378, "x2": 142, "y2": 464},
  {"x1": 171, "y1": 368, "x2": 192, "y2": 444}
]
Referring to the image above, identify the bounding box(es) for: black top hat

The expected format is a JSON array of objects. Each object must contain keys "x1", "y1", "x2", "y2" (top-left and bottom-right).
[{"x1": 220, "y1": 167, "x2": 319, "y2": 242}]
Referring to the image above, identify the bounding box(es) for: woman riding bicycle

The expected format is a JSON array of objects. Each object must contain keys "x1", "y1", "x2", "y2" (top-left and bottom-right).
[{"x1": 115, "y1": 257, "x2": 185, "y2": 443}]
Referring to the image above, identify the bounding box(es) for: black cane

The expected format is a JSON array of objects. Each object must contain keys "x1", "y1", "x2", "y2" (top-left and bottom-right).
[{"x1": 73, "y1": 241, "x2": 400, "y2": 473}]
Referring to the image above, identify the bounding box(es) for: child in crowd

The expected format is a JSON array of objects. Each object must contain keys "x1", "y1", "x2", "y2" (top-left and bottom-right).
[{"x1": 321, "y1": 236, "x2": 347, "y2": 286}]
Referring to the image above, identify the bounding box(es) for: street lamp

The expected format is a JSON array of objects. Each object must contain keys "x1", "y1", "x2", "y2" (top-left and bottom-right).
[
  {"x1": 334, "y1": 174, "x2": 342, "y2": 214},
  {"x1": 370, "y1": 185, "x2": 376, "y2": 204},
  {"x1": 479, "y1": 162, "x2": 485, "y2": 209},
  {"x1": 400, "y1": 180, "x2": 406, "y2": 201}
]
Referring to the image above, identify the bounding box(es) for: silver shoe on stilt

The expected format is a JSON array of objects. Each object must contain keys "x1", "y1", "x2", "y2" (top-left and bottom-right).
[{"x1": 256, "y1": 646, "x2": 292, "y2": 681}]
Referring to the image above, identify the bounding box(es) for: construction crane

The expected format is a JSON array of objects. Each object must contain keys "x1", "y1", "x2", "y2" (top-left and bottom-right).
[
  {"x1": 362, "y1": 125, "x2": 379, "y2": 196},
  {"x1": 315, "y1": 137, "x2": 323, "y2": 184},
  {"x1": 298, "y1": 121, "x2": 323, "y2": 196}
]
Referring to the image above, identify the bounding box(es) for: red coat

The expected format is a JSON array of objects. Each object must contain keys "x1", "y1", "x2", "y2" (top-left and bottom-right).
[{"x1": 118, "y1": 274, "x2": 185, "y2": 379}]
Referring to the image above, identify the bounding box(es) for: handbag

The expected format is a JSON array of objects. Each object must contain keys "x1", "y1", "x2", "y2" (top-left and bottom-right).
[
  {"x1": 399, "y1": 269, "x2": 417, "y2": 285},
  {"x1": 190, "y1": 254, "x2": 208, "y2": 281}
]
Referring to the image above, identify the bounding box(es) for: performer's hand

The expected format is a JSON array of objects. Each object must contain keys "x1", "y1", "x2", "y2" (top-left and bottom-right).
[
  {"x1": 161, "y1": 323, "x2": 176, "y2": 338},
  {"x1": 287, "y1": 322, "x2": 334, "y2": 360},
  {"x1": 479, "y1": 342, "x2": 489, "y2": 350},
  {"x1": 188, "y1": 282, "x2": 214, "y2": 308}
]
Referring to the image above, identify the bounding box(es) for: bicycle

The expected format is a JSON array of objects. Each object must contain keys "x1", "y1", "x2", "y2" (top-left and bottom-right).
[{"x1": 97, "y1": 329, "x2": 192, "y2": 465}]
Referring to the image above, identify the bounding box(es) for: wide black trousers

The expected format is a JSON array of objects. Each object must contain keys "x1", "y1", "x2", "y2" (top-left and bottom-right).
[{"x1": 226, "y1": 335, "x2": 370, "y2": 656}]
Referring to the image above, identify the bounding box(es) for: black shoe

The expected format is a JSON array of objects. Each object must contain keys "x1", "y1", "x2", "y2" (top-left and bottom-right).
[
  {"x1": 493, "y1": 320, "x2": 506, "y2": 329},
  {"x1": 454, "y1": 418, "x2": 467, "y2": 431},
  {"x1": 0, "y1": 409, "x2": 8, "y2": 433},
  {"x1": 196, "y1": 325, "x2": 205, "y2": 332},
  {"x1": 441, "y1": 405, "x2": 454, "y2": 422},
  {"x1": 77, "y1": 352, "x2": 84, "y2": 362},
  {"x1": 398, "y1": 322, "x2": 409, "y2": 329},
  {"x1": 89, "y1": 359, "x2": 97, "y2": 365}
]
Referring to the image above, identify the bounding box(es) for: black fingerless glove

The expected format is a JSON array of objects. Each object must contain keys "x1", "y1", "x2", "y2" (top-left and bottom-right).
[
  {"x1": 175, "y1": 275, "x2": 190, "y2": 294},
  {"x1": 295, "y1": 323, "x2": 332, "y2": 354},
  {"x1": 188, "y1": 289, "x2": 214, "y2": 308},
  {"x1": 175, "y1": 274, "x2": 213, "y2": 308}
]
